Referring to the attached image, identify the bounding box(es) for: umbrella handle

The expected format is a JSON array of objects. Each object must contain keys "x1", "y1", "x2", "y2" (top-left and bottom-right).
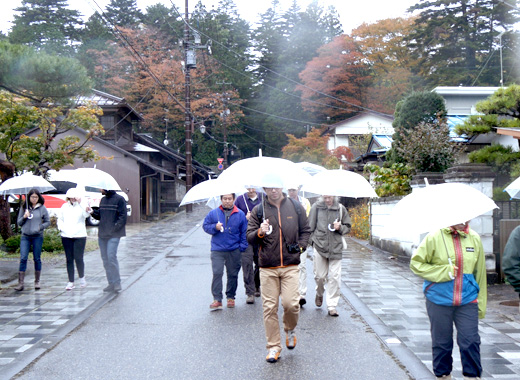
[
  {"x1": 263, "y1": 218, "x2": 273, "y2": 235},
  {"x1": 328, "y1": 219, "x2": 339, "y2": 231},
  {"x1": 27, "y1": 214, "x2": 34, "y2": 220}
]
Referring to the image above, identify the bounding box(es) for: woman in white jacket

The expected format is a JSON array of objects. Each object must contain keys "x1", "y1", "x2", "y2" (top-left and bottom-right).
[{"x1": 58, "y1": 188, "x2": 92, "y2": 290}]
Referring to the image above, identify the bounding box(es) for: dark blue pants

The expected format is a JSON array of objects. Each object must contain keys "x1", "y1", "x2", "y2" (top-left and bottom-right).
[
  {"x1": 211, "y1": 250, "x2": 241, "y2": 302},
  {"x1": 426, "y1": 299, "x2": 482, "y2": 378}
]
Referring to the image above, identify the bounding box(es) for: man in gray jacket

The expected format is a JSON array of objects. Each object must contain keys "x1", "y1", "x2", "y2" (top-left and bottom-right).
[{"x1": 308, "y1": 195, "x2": 351, "y2": 317}]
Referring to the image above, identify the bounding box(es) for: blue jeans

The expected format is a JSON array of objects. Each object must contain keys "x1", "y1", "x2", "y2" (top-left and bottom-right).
[
  {"x1": 211, "y1": 250, "x2": 242, "y2": 302},
  {"x1": 426, "y1": 299, "x2": 481, "y2": 378},
  {"x1": 19, "y1": 235, "x2": 43, "y2": 272},
  {"x1": 98, "y1": 237, "x2": 121, "y2": 285}
]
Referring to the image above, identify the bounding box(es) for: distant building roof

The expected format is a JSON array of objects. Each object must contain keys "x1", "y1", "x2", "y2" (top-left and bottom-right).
[
  {"x1": 76, "y1": 89, "x2": 143, "y2": 121},
  {"x1": 433, "y1": 86, "x2": 500, "y2": 96}
]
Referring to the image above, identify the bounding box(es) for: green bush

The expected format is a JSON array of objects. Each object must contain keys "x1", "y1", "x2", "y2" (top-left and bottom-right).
[
  {"x1": 42, "y1": 228, "x2": 63, "y2": 253},
  {"x1": 4, "y1": 235, "x2": 21, "y2": 253},
  {"x1": 3, "y1": 228, "x2": 63, "y2": 254}
]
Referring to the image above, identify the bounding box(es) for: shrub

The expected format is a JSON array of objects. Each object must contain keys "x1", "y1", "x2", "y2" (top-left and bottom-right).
[
  {"x1": 349, "y1": 203, "x2": 370, "y2": 240},
  {"x1": 42, "y1": 228, "x2": 63, "y2": 253},
  {"x1": 364, "y1": 162, "x2": 413, "y2": 197},
  {"x1": 4, "y1": 235, "x2": 21, "y2": 253},
  {"x1": 3, "y1": 228, "x2": 63, "y2": 254}
]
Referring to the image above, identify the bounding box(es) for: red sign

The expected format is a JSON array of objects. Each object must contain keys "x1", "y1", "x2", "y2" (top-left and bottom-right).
[{"x1": 217, "y1": 158, "x2": 224, "y2": 164}]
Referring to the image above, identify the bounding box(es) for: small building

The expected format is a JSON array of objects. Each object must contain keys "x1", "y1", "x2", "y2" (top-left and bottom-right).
[
  {"x1": 433, "y1": 86, "x2": 518, "y2": 151},
  {"x1": 323, "y1": 111, "x2": 394, "y2": 153}
]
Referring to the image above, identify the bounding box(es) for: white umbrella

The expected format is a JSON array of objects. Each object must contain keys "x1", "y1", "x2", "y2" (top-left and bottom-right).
[
  {"x1": 389, "y1": 182, "x2": 498, "y2": 234},
  {"x1": 74, "y1": 168, "x2": 121, "y2": 191},
  {"x1": 295, "y1": 162, "x2": 327, "y2": 176},
  {"x1": 300, "y1": 169, "x2": 378, "y2": 198},
  {"x1": 180, "y1": 177, "x2": 247, "y2": 206},
  {"x1": 505, "y1": 177, "x2": 520, "y2": 199},
  {"x1": 219, "y1": 157, "x2": 311, "y2": 189},
  {"x1": 0, "y1": 172, "x2": 55, "y2": 196}
]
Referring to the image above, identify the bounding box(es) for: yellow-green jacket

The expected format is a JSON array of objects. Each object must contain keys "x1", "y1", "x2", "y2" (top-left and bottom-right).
[{"x1": 410, "y1": 227, "x2": 487, "y2": 319}]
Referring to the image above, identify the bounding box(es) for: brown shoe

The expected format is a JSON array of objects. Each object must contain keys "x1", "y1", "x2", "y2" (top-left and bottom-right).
[
  {"x1": 315, "y1": 295, "x2": 323, "y2": 307},
  {"x1": 209, "y1": 300, "x2": 222, "y2": 311},
  {"x1": 227, "y1": 299, "x2": 235, "y2": 308},
  {"x1": 34, "y1": 271, "x2": 41, "y2": 290}
]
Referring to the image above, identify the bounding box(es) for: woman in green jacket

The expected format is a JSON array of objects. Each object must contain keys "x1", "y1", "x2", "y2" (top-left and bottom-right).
[{"x1": 410, "y1": 221, "x2": 487, "y2": 380}]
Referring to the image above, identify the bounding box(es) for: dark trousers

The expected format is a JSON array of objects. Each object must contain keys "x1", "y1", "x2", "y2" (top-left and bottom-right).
[
  {"x1": 253, "y1": 248, "x2": 260, "y2": 290},
  {"x1": 62, "y1": 237, "x2": 86, "y2": 282},
  {"x1": 426, "y1": 299, "x2": 482, "y2": 378},
  {"x1": 211, "y1": 250, "x2": 242, "y2": 302}
]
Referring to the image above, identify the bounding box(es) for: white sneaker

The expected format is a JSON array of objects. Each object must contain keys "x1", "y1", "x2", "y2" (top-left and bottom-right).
[
  {"x1": 79, "y1": 277, "x2": 87, "y2": 288},
  {"x1": 66, "y1": 282, "x2": 75, "y2": 291}
]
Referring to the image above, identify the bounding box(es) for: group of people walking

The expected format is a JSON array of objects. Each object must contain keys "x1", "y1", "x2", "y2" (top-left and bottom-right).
[
  {"x1": 202, "y1": 173, "x2": 490, "y2": 379},
  {"x1": 13, "y1": 186, "x2": 127, "y2": 294},
  {"x1": 202, "y1": 173, "x2": 351, "y2": 363}
]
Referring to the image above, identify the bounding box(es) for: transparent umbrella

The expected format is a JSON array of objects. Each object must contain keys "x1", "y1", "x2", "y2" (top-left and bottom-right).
[
  {"x1": 300, "y1": 169, "x2": 377, "y2": 198},
  {"x1": 389, "y1": 182, "x2": 498, "y2": 235},
  {"x1": 0, "y1": 172, "x2": 56, "y2": 208},
  {"x1": 180, "y1": 177, "x2": 247, "y2": 206},
  {"x1": 219, "y1": 157, "x2": 311, "y2": 189},
  {"x1": 504, "y1": 177, "x2": 520, "y2": 199}
]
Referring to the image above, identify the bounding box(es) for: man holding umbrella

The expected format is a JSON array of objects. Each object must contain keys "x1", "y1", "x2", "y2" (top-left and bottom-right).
[
  {"x1": 90, "y1": 188, "x2": 127, "y2": 293},
  {"x1": 247, "y1": 173, "x2": 310, "y2": 363}
]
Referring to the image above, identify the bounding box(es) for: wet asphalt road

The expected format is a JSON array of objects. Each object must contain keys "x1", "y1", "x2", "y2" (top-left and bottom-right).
[{"x1": 15, "y1": 221, "x2": 411, "y2": 380}]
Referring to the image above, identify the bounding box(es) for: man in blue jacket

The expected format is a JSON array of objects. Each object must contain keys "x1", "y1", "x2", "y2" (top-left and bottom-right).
[{"x1": 203, "y1": 193, "x2": 248, "y2": 311}]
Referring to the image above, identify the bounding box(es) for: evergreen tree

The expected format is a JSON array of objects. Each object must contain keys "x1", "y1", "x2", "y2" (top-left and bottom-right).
[
  {"x1": 77, "y1": 13, "x2": 113, "y2": 85},
  {"x1": 407, "y1": 0, "x2": 520, "y2": 86},
  {"x1": 9, "y1": 0, "x2": 83, "y2": 56},
  {"x1": 104, "y1": 0, "x2": 143, "y2": 28}
]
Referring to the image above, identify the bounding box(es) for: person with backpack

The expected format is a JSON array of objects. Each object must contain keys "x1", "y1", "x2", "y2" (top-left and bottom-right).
[
  {"x1": 308, "y1": 195, "x2": 351, "y2": 317},
  {"x1": 247, "y1": 173, "x2": 310, "y2": 364}
]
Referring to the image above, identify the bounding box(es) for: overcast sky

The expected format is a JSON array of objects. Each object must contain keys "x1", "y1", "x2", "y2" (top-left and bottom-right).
[{"x1": 0, "y1": 0, "x2": 419, "y2": 35}]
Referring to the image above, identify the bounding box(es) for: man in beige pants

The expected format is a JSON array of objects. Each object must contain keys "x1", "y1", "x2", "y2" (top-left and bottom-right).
[
  {"x1": 308, "y1": 195, "x2": 351, "y2": 317},
  {"x1": 247, "y1": 174, "x2": 310, "y2": 363}
]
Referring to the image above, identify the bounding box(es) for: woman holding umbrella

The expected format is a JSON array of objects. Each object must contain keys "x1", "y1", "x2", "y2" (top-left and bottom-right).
[
  {"x1": 410, "y1": 221, "x2": 487, "y2": 380},
  {"x1": 15, "y1": 188, "x2": 50, "y2": 291},
  {"x1": 58, "y1": 188, "x2": 92, "y2": 290}
]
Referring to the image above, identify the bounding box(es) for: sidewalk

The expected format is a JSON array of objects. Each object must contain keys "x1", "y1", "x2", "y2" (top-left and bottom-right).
[
  {"x1": 0, "y1": 206, "x2": 208, "y2": 379},
  {"x1": 1, "y1": 206, "x2": 520, "y2": 379},
  {"x1": 341, "y1": 237, "x2": 520, "y2": 380}
]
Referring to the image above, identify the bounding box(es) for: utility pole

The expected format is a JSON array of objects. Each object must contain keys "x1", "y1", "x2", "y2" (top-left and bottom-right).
[{"x1": 184, "y1": 0, "x2": 193, "y2": 213}]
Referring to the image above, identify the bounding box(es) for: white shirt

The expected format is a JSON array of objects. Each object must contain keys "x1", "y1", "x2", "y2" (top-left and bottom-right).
[{"x1": 58, "y1": 201, "x2": 90, "y2": 238}]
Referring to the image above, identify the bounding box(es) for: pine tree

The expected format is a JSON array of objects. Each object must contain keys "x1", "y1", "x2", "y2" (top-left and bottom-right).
[
  {"x1": 9, "y1": 0, "x2": 82, "y2": 56},
  {"x1": 407, "y1": 0, "x2": 520, "y2": 86},
  {"x1": 104, "y1": 0, "x2": 143, "y2": 28}
]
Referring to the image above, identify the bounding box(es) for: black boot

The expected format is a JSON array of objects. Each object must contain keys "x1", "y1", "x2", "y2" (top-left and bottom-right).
[
  {"x1": 34, "y1": 271, "x2": 41, "y2": 290},
  {"x1": 14, "y1": 271, "x2": 25, "y2": 291}
]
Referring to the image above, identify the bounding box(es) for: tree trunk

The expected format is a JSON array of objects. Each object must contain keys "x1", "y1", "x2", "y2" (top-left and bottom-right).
[{"x1": 0, "y1": 161, "x2": 15, "y2": 241}]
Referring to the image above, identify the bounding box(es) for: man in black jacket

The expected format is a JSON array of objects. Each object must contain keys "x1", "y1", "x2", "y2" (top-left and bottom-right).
[{"x1": 91, "y1": 190, "x2": 127, "y2": 292}]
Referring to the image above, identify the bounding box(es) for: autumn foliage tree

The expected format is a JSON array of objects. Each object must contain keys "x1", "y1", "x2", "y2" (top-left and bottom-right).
[
  {"x1": 352, "y1": 17, "x2": 417, "y2": 114},
  {"x1": 89, "y1": 26, "x2": 243, "y2": 159},
  {"x1": 297, "y1": 35, "x2": 371, "y2": 123},
  {"x1": 281, "y1": 127, "x2": 351, "y2": 168}
]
